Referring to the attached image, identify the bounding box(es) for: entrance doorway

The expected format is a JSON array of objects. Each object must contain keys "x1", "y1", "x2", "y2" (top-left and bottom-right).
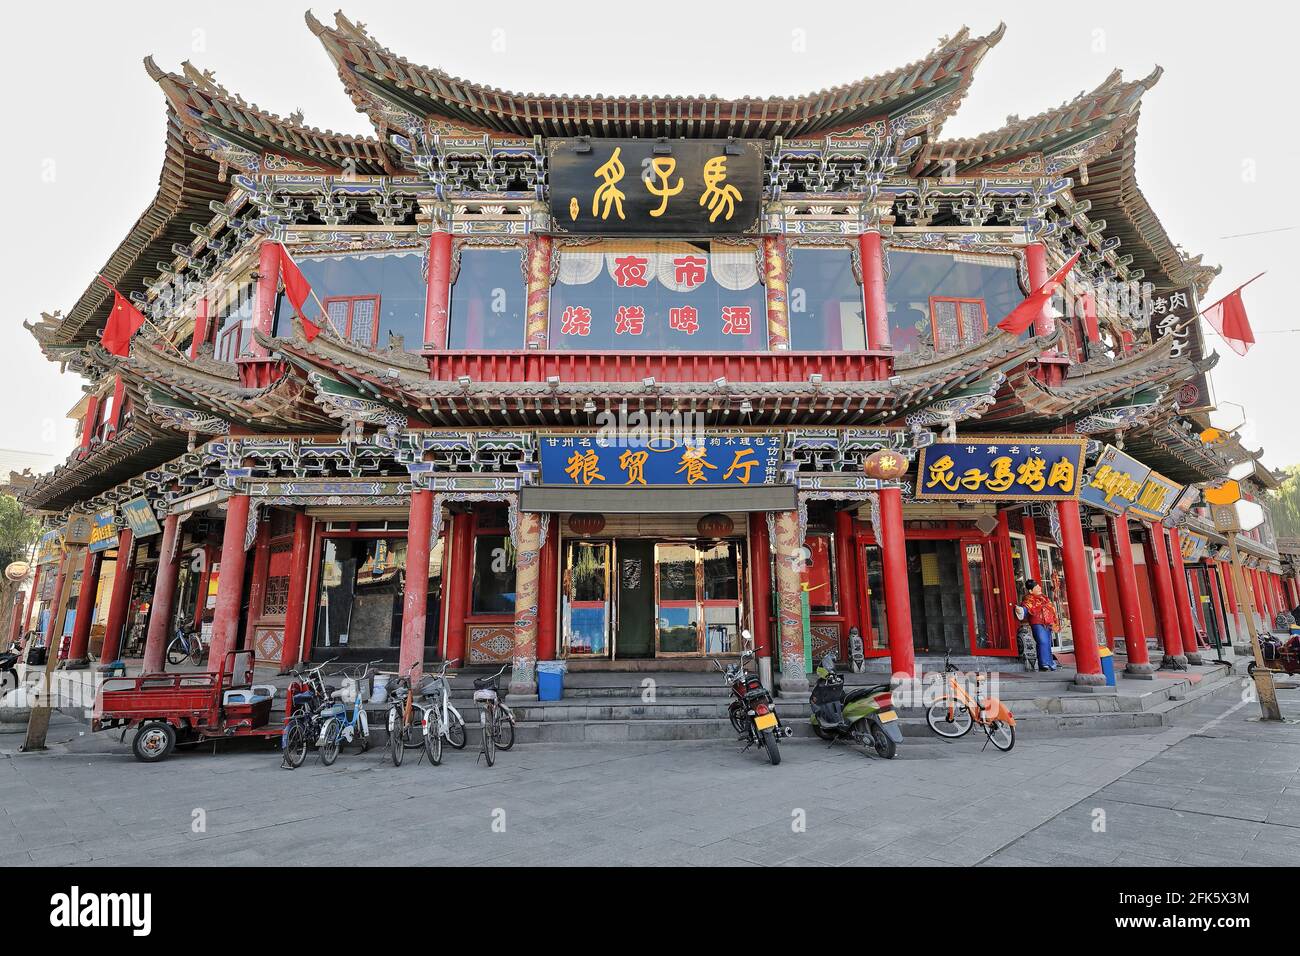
[{"x1": 905, "y1": 536, "x2": 1011, "y2": 656}]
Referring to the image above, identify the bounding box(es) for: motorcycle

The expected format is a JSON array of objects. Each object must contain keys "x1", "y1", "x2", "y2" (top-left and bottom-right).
[
  {"x1": 809, "y1": 653, "x2": 903, "y2": 759},
  {"x1": 1, "y1": 637, "x2": 22, "y2": 694},
  {"x1": 714, "y1": 647, "x2": 792, "y2": 765}
]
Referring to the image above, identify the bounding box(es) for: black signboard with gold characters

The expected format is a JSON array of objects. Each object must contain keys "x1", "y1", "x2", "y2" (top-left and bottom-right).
[{"x1": 548, "y1": 139, "x2": 763, "y2": 236}]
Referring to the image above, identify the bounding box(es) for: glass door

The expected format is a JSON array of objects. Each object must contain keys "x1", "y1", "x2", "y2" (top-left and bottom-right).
[
  {"x1": 563, "y1": 540, "x2": 612, "y2": 657},
  {"x1": 653, "y1": 539, "x2": 745, "y2": 656},
  {"x1": 655, "y1": 543, "x2": 700, "y2": 655},
  {"x1": 860, "y1": 543, "x2": 889, "y2": 654},
  {"x1": 964, "y1": 539, "x2": 1010, "y2": 653}
]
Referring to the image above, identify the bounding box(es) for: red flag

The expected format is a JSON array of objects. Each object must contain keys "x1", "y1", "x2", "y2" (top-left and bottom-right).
[
  {"x1": 99, "y1": 282, "x2": 147, "y2": 357},
  {"x1": 996, "y1": 252, "x2": 1082, "y2": 336},
  {"x1": 272, "y1": 242, "x2": 322, "y2": 341},
  {"x1": 1201, "y1": 288, "x2": 1255, "y2": 356}
]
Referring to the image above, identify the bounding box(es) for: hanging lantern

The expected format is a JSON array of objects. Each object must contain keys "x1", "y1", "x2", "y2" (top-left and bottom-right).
[
  {"x1": 863, "y1": 449, "x2": 908, "y2": 480},
  {"x1": 568, "y1": 513, "x2": 606, "y2": 536},
  {"x1": 697, "y1": 513, "x2": 734, "y2": 538}
]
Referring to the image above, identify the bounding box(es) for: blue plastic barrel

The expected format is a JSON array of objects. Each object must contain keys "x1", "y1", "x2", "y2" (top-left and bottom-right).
[
  {"x1": 1098, "y1": 646, "x2": 1116, "y2": 686},
  {"x1": 538, "y1": 669, "x2": 563, "y2": 701}
]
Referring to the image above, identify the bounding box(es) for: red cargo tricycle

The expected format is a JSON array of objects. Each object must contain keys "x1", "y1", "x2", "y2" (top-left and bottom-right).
[{"x1": 94, "y1": 650, "x2": 283, "y2": 762}]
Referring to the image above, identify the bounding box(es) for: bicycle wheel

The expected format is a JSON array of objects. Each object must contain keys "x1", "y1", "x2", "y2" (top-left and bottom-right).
[
  {"x1": 481, "y1": 707, "x2": 496, "y2": 767},
  {"x1": 189, "y1": 642, "x2": 205, "y2": 667},
  {"x1": 388, "y1": 709, "x2": 405, "y2": 767},
  {"x1": 282, "y1": 722, "x2": 307, "y2": 769},
  {"x1": 166, "y1": 640, "x2": 186, "y2": 666},
  {"x1": 354, "y1": 722, "x2": 369, "y2": 754},
  {"x1": 319, "y1": 718, "x2": 342, "y2": 766},
  {"x1": 926, "y1": 698, "x2": 974, "y2": 738},
  {"x1": 446, "y1": 709, "x2": 467, "y2": 749},
  {"x1": 493, "y1": 711, "x2": 516, "y2": 752},
  {"x1": 424, "y1": 709, "x2": 443, "y2": 766},
  {"x1": 985, "y1": 719, "x2": 1016, "y2": 752}
]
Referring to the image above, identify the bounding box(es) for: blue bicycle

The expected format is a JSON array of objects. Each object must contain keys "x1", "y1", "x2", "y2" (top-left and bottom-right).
[
  {"x1": 318, "y1": 660, "x2": 380, "y2": 766},
  {"x1": 166, "y1": 625, "x2": 207, "y2": 667}
]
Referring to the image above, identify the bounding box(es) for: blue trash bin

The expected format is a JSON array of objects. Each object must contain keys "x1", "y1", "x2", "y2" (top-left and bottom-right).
[
  {"x1": 1098, "y1": 646, "x2": 1116, "y2": 686},
  {"x1": 537, "y1": 663, "x2": 565, "y2": 701}
]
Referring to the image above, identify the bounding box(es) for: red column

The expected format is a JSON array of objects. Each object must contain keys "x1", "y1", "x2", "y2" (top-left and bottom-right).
[
  {"x1": 1107, "y1": 515, "x2": 1152, "y2": 675},
  {"x1": 99, "y1": 528, "x2": 135, "y2": 664},
  {"x1": 209, "y1": 495, "x2": 251, "y2": 668},
  {"x1": 6, "y1": 590, "x2": 25, "y2": 651},
  {"x1": 143, "y1": 514, "x2": 182, "y2": 673},
  {"x1": 1166, "y1": 529, "x2": 1202, "y2": 663},
  {"x1": 65, "y1": 549, "x2": 102, "y2": 666},
  {"x1": 278, "y1": 512, "x2": 312, "y2": 673},
  {"x1": 399, "y1": 490, "x2": 432, "y2": 678},
  {"x1": 1145, "y1": 524, "x2": 1186, "y2": 667},
  {"x1": 859, "y1": 230, "x2": 890, "y2": 351},
  {"x1": 424, "y1": 230, "x2": 453, "y2": 349},
  {"x1": 1057, "y1": 501, "x2": 1103, "y2": 683},
  {"x1": 80, "y1": 395, "x2": 100, "y2": 451},
  {"x1": 190, "y1": 295, "x2": 210, "y2": 360},
  {"x1": 536, "y1": 516, "x2": 559, "y2": 661},
  {"x1": 878, "y1": 487, "x2": 915, "y2": 678},
  {"x1": 1026, "y1": 243, "x2": 1054, "y2": 340},
  {"x1": 995, "y1": 510, "x2": 1018, "y2": 645},
  {"x1": 242, "y1": 519, "x2": 271, "y2": 645},
  {"x1": 835, "y1": 508, "x2": 861, "y2": 660},
  {"x1": 1021, "y1": 514, "x2": 1043, "y2": 581},
  {"x1": 748, "y1": 512, "x2": 773, "y2": 661},
  {"x1": 251, "y1": 240, "x2": 280, "y2": 354},
  {"x1": 444, "y1": 512, "x2": 472, "y2": 665}
]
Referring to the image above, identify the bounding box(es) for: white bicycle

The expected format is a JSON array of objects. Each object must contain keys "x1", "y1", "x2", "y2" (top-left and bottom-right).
[{"x1": 419, "y1": 659, "x2": 468, "y2": 766}]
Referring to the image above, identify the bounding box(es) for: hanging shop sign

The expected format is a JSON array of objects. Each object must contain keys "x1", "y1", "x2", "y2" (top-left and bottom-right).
[
  {"x1": 1180, "y1": 531, "x2": 1209, "y2": 562},
  {"x1": 64, "y1": 513, "x2": 92, "y2": 547},
  {"x1": 87, "y1": 509, "x2": 120, "y2": 554},
  {"x1": 548, "y1": 139, "x2": 763, "y2": 236},
  {"x1": 1126, "y1": 470, "x2": 1184, "y2": 522},
  {"x1": 1151, "y1": 284, "x2": 1215, "y2": 413},
  {"x1": 913, "y1": 435, "x2": 1087, "y2": 502},
  {"x1": 121, "y1": 496, "x2": 163, "y2": 538},
  {"x1": 34, "y1": 528, "x2": 64, "y2": 565},
  {"x1": 540, "y1": 433, "x2": 781, "y2": 487},
  {"x1": 1079, "y1": 444, "x2": 1152, "y2": 515}
]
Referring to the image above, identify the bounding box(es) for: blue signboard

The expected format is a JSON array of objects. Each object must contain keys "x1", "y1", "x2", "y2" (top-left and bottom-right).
[
  {"x1": 539, "y1": 434, "x2": 781, "y2": 487},
  {"x1": 88, "y1": 509, "x2": 120, "y2": 553},
  {"x1": 121, "y1": 496, "x2": 162, "y2": 538},
  {"x1": 914, "y1": 435, "x2": 1087, "y2": 501},
  {"x1": 34, "y1": 528, "x2": 64, "y2": 566},
  {"x1": 1127, "y1": 470, "x2": 1184, "y2": 522},
  {"x1": 1079, "y1": 444, "x2": 1152, "y2": 515}
]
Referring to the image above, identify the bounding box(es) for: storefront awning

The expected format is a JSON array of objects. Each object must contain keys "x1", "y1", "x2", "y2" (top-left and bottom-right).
[{"x1": 520, "y1": 485, "x2": 797, "y2": 514}]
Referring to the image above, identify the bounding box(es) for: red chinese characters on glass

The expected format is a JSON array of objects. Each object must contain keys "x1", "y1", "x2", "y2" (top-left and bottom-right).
[
  {"x1": 560, "y1": 305, "x2": 592, "y2": 336},
  {"x1": 673, "y1": 255, "x2": 706, "y2": 289},
  {"x1": 669, "y1": 306, "x2": 699, "y2": 335},
  {"x1": 612, "y1": 255, "x2": 650, "y2": 288},
  {"x1": 613, "y1": 305, "x2": 645, "y2": 335},
  {"x1": 721, "y1": 306, "x2": 752, "y2": 335}
]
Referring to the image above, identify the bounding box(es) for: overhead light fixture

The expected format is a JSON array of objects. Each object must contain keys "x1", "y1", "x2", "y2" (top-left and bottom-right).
[
  {"x1": 724, "y1": 137, "x2": 742, "y2": 157},
  {"x1": 653, "y1": 137, "x2": 673, "y2": 156},
  {"x1": 739, "y1": 399, "x2": 753, "y2": 414},
  {"x1": 642, "y1": 376, "x2": 656, "y2": 389},
  {"x1": 583, "y1": 399, "x2": 597, "y2": 414},
  {"x1": 457, "y1": 375, "x2": 472, "y2": 388},
  {"x1": 546, "y1": 375, "x2": 561, "y2": 388},
  {"x1": 808, "y1": 374, "x2": 823, "y2": 387},
  {"x1": 713, "y1": 377, "x2": 728, "y2": 390},
  {"x1": 573, "y1": 136, "x2": 592, "y2": 155}
]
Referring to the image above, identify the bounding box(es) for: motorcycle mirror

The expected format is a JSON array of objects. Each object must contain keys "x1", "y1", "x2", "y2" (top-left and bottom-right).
[{"x1": 741, "y1": 628, "x2": 753, "y2": 651}]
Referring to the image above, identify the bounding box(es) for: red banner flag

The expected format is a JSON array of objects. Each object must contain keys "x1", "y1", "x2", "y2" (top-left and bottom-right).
[
  {"x1": 1200, "y1": 287, "x2": 1256, "y2": 356},
  {"x1": 996, "y1": 252, "x2": 1082, "y2": 337},
  {"x1": 271, "y1": 242, "x2": 322, "y2": 341},
  {"x1": 99, "y1": 281, "x2": 147, "y2": 357}
]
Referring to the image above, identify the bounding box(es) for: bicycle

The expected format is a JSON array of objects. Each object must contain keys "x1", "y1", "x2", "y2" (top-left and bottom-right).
[
  {"x1": 472, "y1": 665, "x2": 516, "y2": 767},
  {"x1": 318, "y1": 659, "x2": 380, "y2": 766},
  {"x1": 165, "y1": 625, "x2": 207, "y2": 667},
  {"x1": 384, "y1": 662, "x2": 423, "y2": 767},
  {"x1": 419, "y1": 659, "x2": 468, "y2": 766},
  {"x1": 281, "y1": 658, "x2": 338, "y2": 768},
  {"x1": 925, "y1": 653, "x2": 1016, "y2": 752}
]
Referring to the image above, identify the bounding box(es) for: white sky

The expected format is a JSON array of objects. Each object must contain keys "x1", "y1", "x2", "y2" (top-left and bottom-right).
[{"x1": 2, "y1": 0, "x2": 1295, "y2": 470}]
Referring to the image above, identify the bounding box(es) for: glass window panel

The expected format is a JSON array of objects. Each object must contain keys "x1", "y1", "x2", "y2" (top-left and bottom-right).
[
  {"x1": 658, "y1": 604, "x2": 699, "y2": 653},
  {"x1": 569, "y1": 542, "x2": 608, "y2": 602},
  {"x1": 885, "y1": 250, "x2": 1024, "y2": 352},
  {"x1": 701, "y1": 540, "x2": 739, "y2": 602},
  {"x1": 804, "y1": 533, "x2": 837, "y2": 614},
  {"x1": 274, "y1": 251, "x2": 426, "y2": 352},
  {"x1": 657, "y1": 544, "x2": 697, "y2": 602},
  {"x1": 550, "y1": 240, "x2": 765, "y2": 352},
  {"x1": 313, "y1": 537, "x2": 406, "y2": 649},
  {"x1": 864, "y1": 545, "x2": 888, "y2": 651},
  {"x1": 788, "y1": 247, "x2": 866, "y2": 350},
  {"x1": 448, "y1": 247, "x2": 526, "y2": 349},
  {"x1": 214, "y1": 281, "x2": 256, "y2": 362},
  {"x1": 471, "y1": 534, "x2": 517, "y2": 614},
  {"x1": 704, "y1": 605, "x2": 739, "y2": 654}
]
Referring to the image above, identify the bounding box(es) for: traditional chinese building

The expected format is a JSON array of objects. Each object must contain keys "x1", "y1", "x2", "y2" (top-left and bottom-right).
[{"x1": 19, "y1": 14, "x2": 1288, "y2": 698}]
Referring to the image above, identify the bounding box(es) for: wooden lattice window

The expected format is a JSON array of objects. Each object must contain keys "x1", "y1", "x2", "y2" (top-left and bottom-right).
[
  {"x1": 263, "y1": 542, "x2": 294, "y2": 617},
  {"x1": 928, "y1": 297, "x2": 987, "y2": 351},
  {"x1": 323, "y1": 295, "x2": 381, "y2": 348}
]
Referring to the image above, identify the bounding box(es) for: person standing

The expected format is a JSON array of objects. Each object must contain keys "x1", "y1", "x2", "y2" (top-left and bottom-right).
[{"x1": 1022, "y1": 579, "x2": 1059, "y2": 671}]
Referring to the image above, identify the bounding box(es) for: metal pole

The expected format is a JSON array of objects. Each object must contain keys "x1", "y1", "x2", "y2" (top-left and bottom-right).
[{"x1": 1226, "y1": 530, "x2": 1282, "y2": 721}]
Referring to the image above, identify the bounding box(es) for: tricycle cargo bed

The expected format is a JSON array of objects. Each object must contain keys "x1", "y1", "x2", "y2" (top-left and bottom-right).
[{"x1": 97, "y1": 672, "x2": 219, "y2": 723}]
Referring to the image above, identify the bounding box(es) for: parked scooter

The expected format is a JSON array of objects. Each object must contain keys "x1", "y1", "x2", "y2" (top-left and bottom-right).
[
  {"x1": 713, "y1": 644, "x2": 792, "y2": 765},
  {"x1": 808, "y1": 654, "x2": 903, "y2": 758},
  {"x1": 1, "y1": 637, "x2": 22, "y2": 693}
]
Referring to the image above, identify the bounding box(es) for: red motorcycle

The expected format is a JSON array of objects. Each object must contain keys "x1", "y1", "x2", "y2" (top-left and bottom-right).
[{"x1": 713, "y1": 647, "x2": 792, "y2": 765}]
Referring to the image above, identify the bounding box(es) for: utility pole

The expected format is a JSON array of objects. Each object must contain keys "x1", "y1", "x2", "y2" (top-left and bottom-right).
[{"x1": 1215, "y1": 503, "x2": 1282, "y2": 721}]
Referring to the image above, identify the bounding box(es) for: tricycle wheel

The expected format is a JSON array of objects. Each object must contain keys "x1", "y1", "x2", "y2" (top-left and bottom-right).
[{"x1": 132, "y1": 723, "x2": 176, "y2": 762}]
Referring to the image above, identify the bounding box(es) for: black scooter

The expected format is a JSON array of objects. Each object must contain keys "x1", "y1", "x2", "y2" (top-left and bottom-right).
[{"x1": 1, "y1": 638, "x2": 23, "y2": 694}]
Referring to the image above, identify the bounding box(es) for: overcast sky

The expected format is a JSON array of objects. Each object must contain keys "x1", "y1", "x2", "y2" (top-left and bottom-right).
[{"x1": 2, "y1": 1, "x2": 1294, "y2": 472}]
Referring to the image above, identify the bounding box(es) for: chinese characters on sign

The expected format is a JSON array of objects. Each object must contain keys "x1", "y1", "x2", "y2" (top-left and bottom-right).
[
  {"x1": 913, "y1": 436, "x2": 1088, "y2": 501},
  {"x1": 34, "y1": 528, "x2": 64, "y2": 565},
  {"x1": 548, "y1": 139, "x2": 763, "y2": 236},
  {"x1": 1150, "y1": 284, "x2": 1214, "y2": 413},
  {"x1": 121, "y1": 496, "x2": 162, "y2": 538},
  {"x1": 540, "y1": 434, "x2": 781, "y2": 487},
  {"x1": 1079, "y1": 444, "x2": 1152, "y2": 515},
  {"x1": 1126, "y1": 470, "x2": 1185, "y2": 522},
  {"x1": 87, "y1": 509, "x2": 120, "y2": 553}
]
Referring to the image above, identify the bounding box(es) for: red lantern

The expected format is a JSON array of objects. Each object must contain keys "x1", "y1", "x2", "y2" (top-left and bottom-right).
[
  {"x1": 568, "y1": 513, "x2": 606, "y2": 536},
  {"x1": 863, "y1": 449, "x2": 908, "y2": 480},
  {"x1": 696, "y1": 513, "x2": 735, "y2": 538}
]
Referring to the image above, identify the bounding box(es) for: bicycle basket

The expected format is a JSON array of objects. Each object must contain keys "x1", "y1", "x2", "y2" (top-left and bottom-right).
[
  {"x1": 416, "y1": 676, "x2": 442, "y2": 698},
  {"x1": 473, "y1": 687, "x2": 497, "y2": 702},
  {"x1": 473, "y1": 675, "x2": 499, "y2": 690}
]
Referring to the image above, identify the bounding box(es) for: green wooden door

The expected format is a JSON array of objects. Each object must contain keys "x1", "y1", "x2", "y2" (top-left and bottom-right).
[{"x1": 616, "y1": 540, "x2": 655, "y2": 658}]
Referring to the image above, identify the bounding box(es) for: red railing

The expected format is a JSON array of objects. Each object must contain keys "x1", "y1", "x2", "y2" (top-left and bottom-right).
[{"x1": 423, "y1": 350, "x2": 894, "y2": 383}]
